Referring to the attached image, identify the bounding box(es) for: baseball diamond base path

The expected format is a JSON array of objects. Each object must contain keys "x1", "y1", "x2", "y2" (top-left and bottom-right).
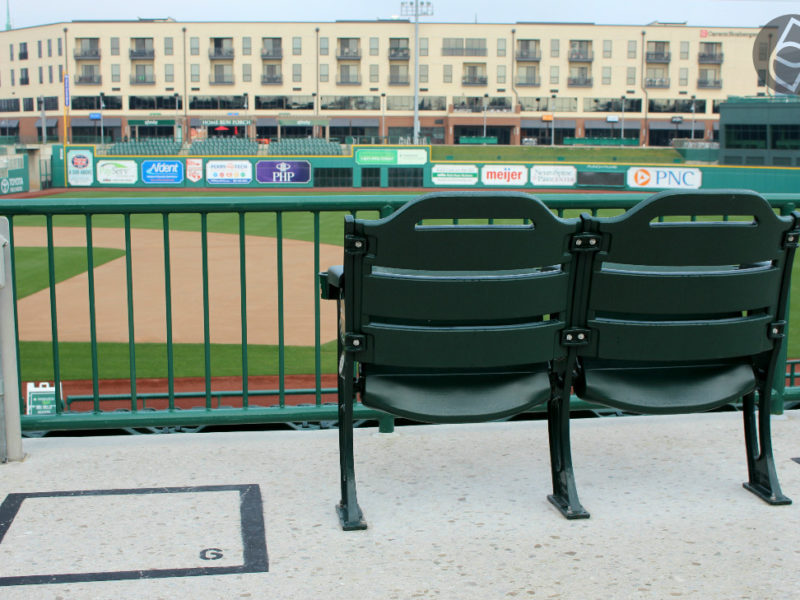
[{"x1": 14, "y1": 227, "x2": 342, "y2": 346}]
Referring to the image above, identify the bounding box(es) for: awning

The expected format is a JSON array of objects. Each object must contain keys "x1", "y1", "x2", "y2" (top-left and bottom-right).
[
  {"x1": 350, "y1": 118, "x2": 379, "y2": 127},
  {"x1": 520, "y1": 119, "x2": 576, "y2": 128},
  {"x1": 35, "y1": 118, "x2": 58, "y2": 127},
  {"x1": 0, "y1": 119, "x2": 19, "y2": 127},
  {"x1": 128, "y1": 119, "x2": 175, "y2": 126},
  {"x1": 584, "y1": 120, "x2": 614, "y2": 129},
  {"x1": 257, "y1": 118, "x2": 279, "y2": 126},
  {"x1": 71, "y1": 117, "x2": 122, "y2": 126},
  {"x1": 329, "y1": 118, "x2": 351, "y2": 127},
  {"x1": 649, "y1": 120, "x2": 694, "y2": 131},
  {"x1": 276, "y1": 118, "x2": 328, "y2": 126}
]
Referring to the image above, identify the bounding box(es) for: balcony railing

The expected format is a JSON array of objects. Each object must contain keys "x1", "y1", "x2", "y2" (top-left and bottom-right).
[
  {"x1": 261, "y1": 74, "x2": 283, "y2": 85},
  {"x1": 19, "y1": 77, "x2": 30, "y2": 86},
  {"x1": 389, "y1": 77, "x2": 410, "y2": 85},
  {"x1": 129, "y1": 48, "x2": 155, "y2": 59},
  {"x1": 261, "y1": 48, "x2": 283, "y2": 59},
  {"x1": 698, "y1": 52, "x2": 723, "y2": 64},
  {"x1": 337, "y1": 48, "x2": 362, "y2": 60},
  {"x1": 516, "y1": 76, "x2": 541, "y2": 87},
  {"x1": 337, "y1": 75, "x2": 362, "y2": 85},
  {"x1": 646, "y1": 51, "x2": 671, "y2": 63},
  {"x1": 516, "y1": 49, "x2": 542, "y2": 61},
  {"x1": 130, "y1": 75, "x2": 156, "y2": 85},
  {"x1": 209, "y1": 48, "x2": 235, "y2": 60},
  {"x1": 209, "y1": 75, "x2": 235, "y2": 85},
  {"x1": 567, "y1": 76, "x2": 593, "y2": 87},
  {"x1": 645, "y1": 77, "x2": 671, "y2": 88},
  {"x1": 568, "y1": 50, "x2": 593, "y2": 62},
  {"x1": 389, "y1": 47, "x2": 410, "y2": 60},
  {"x1": 462, "y1": 75, "x2": 488, "y2": 86},
  {"x1": 74, "y1": 48, "x2": 101, "y2": 60},
  {"x1": 697, "y1": 78, "x2": 723, "y2": 89},
  {"x1": 75, "y1": 74, "x2": 102, "y2": 85}
]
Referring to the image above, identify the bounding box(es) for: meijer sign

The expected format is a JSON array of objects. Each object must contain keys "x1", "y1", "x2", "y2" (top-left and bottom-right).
[
  {"x1": 627, "y1": 167, "x2": 702, "y2": 189},
  {"x1": 481, "y1": 165, "x2": 528, "y2": 186}
]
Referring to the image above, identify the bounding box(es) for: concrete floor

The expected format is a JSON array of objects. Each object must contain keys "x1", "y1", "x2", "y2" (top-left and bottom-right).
[{"x1": 0, "y1": 410, "x2": 798, "y2": 599}]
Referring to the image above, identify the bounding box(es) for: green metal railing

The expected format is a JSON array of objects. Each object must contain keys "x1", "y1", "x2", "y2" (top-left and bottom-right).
[{"x1": 2, "y1": 192, "x2": 799, "y2": 433}]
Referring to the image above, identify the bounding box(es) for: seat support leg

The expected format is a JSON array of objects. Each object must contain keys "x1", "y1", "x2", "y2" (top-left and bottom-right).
[
  {"x1": 547, "y1": 395, "x2": 590, "y2": 519},
  {"x1": 742, "y1": 390, "x2": 792, "y2": 506},
  {"x1": 336, "y1": 349, "x2": 367, "y2": 530}
]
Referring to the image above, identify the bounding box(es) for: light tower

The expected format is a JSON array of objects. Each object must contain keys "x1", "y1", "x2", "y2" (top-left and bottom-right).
[{"x1": 400, "y1": 1, "x2": 434, "y2": 145}]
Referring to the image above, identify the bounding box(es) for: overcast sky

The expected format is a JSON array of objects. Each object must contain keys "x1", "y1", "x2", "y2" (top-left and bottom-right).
[{"x1": 5, "y1": 0, "x2": 800, "y2": 29}]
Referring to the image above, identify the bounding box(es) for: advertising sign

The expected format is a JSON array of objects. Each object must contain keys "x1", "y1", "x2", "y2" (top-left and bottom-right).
[
  {"x1": 431, "y1": 164, "x2": 479, "y2": 186},
  {"x1": 67, "y1": 149, "x2": 94, "y2": 186},
  {"x1": 355, "y1": 148, "x2": 428, "y2": 166},
  {"x1": 97, "y1": 160, "x2": 138, "y2": 184},
  {"x1": 481, "y1": 165, "x2": 528, "y2": 186},
  {"x1": 141, "y1": 160, "x2": 184, "y2": 185},
  {"x1": 256, "y1": 160, "x2": 311, "y2": 184},
  {"x1": 0, "y1": 176, "x2": 25, "y2": 195},
  {"x1": 530, "y1": 165, "x2": 577, "y2": 187},
  {"x1": 26, "y1": 382, "x2": 59, "y2": 416},
  {"x1": 627, "y1": 166, "x2": 702, "y2": 189},
  {"x1": 206, "y1": 160, "x2": 253, "y2": 185},
  {"x1": 186, "y1": 158, "x2": 203, "y2": 183}
]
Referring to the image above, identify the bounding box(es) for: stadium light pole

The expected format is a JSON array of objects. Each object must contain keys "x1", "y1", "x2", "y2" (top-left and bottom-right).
[
  {"x1": 99, "y1": 91, "x2": 104, "y2": 148},
  {"x1": 690, "y1": 94, "x2": 696, "y2": 139},
  {"x1": 620, "y1": 95, "x2": 625, "y2": 141},
  {"x1": 400, "y1": 1, "x2": 433, "y2": 145},
  {"x1": 483, "y1": 93, "x2": 488, "y2": 138}
]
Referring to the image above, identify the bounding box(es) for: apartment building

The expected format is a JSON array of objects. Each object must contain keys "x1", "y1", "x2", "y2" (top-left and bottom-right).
[{"x1": 0, "y1": 18, "x2": 765, "y2": 146}]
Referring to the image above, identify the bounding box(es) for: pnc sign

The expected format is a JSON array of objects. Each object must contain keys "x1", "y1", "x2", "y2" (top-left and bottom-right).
[{"x1": 627, "y1": 167, "x2": 702, "y2": 190}]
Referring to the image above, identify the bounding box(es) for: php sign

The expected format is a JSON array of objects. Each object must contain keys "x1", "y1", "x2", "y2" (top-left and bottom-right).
[
  {"x1": 256, "y1": 160, "x2": 311, "y2": 184},
  {"x1": 141, "y1": 160, "x2": 184, "y2": 184},
  {"x1": 627, "y1": 167, "x2": 702, "y2": 189}
]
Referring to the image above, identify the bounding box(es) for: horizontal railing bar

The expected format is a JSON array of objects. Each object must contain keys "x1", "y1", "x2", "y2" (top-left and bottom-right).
[
  {"x1": 65, "y1": 387, "x2": 338, "y2": 406},
  {"x1": 0, "y1": 194, "x2": 799, "y2": 216}
]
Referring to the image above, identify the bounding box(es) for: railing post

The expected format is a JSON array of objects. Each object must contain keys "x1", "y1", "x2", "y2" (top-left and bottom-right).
[
  {"x1": 773, "y1": 203, "x2": 797, "y2": 414},
  {"x1": 0, "y1": 218, "x2": 23, "y2": 462}
]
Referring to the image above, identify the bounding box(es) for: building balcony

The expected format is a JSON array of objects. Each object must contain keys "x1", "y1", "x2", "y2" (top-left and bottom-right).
[
  {"x1": 18, "y1": 51, "x2": 28, "y2": 60},
  {"x1": 209, "y1": 48, "x2": 235, "y2": 60},
  {"x1": 568, "y1": 50, "x2": 594, "y2": 62},
  {"x1": 389, "y1": 77, "x2": 410, "y2": 85},
  {"x1": 261, "y1": 74, "x2": 283, "y2": 85},
  {"x1": 261, "y1": 48, "x2": 283, "y2": 59},
  {"x1": 130, "y1": 75, "x2": 156, "y2": 85},
  {"x1": 698, "y1": 53, "x2": 724, "y2": 64},
  {"x1": 20, "y1": 77, "x2": 29, "y2": 86},
  {"x1": 74, "y1": 48, "x2": 101, "y2": 60},
  {"x1": 337, "y1": 75, "x2": 362, "y2": 85},
  {"x1": 516, "y1": 49, "x2": 542, "y2": 61},
  {"x1": 462, "y1": 75, "x2": 488, "y2": 86},
  {"x1": 209, "y1": 75, "x2": 235, "y2": 85},
  {"x1": 646, "y1": 52, "x2": 671, "y2": 63},
  {"x1": 516, "y1": 76, "x2": 541, "y2": 87},
  {"x1": 337, "y1": 49, "x2": 362, "y2": 60},
  {"x1": 389, "y1": 47, "x2": 410, "y2": 60},
  {"x1": 697, "y1": 78, "x2": 723, "y2": 89},
  {"x1": 129, "y1": 49, "x2": 155, "y2": 60},
  {"x1": 75, "y1": 75, "x2": 102, "y2": 85},
  {"x1": 645, "y1": 77, "x2": 671, "y2": 88},
  {"x1": 567, "y1": 76, "x2": 593, "y2": 87}
]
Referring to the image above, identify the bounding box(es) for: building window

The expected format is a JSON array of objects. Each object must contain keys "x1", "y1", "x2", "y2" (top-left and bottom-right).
[
  {"x1": 10, "y1": 70, "x2": 14, "y2": 86},
  {"x1": 628, "y1": 40, "x2": 636, "y2": 59},
  {"x1": 47, "y1": 39, "x2": 52, "y2": 57},
  {"x1": 190, "y1": 37, "x2": 199, "y2": 56},
  {"x1": 602, "y1": 66, "x2": 611, "y2": 84},
  {"x1": 38, "y1": 66, "x2": 43, "y2": 84},
  {"x1": 292, "y1": 37, "x2": 302, "y2": 55},
  {"x1": 165, "y1": 37, "x2": 173, "y2": 56},
  {"x1": 48, "y1": 65, "x2": 53, "y2": 83},
  {"x1": 111, "y1": 64, "x2": 120, "y2": 82},
  {"x1": 626, "y1": 66, "x2": 636, "y2": 85},
  {"x1": 420, "y1": 37, "x2": 428, "y2": 56},
  {"x1": 320, "y1": 37, "x2": 329, "y2": 55},
  {"x1": 58, "y1": 64, "x2": 63, "y2": 82},
  {"x1": 679, "y1": 67, "x2": 688, "y2": 86},
  {"x1": 465, "y1": 38, "x2": 487, "y2": 56},
  {"x1": 243, "y1": 63, "x2": 251, "y2": 82},
  {"x1": 37, "y1": 40, "x2": 42, "y2": 58},
  {"x1": 603, "y1": 40, "x2": 612, "y2": 58},
  {"x1": 293, "y1": 63, "x2": 302, "y2": 82},
  {"x1": 23, "y1": 97, "x2": 34, "y2": 111},
  {"x1": 110, "y1": 37, "x2": 119, "y2": 56},
  {"x1": 8, "y1": 43, "x2": 12, "y2": 61},
  {"x1": 57, "y1": 37, "x2": 62, "y2": 57},
  {"x1": 443, "y1": 64, "x2": 452, "y2": 83},
  {"x1": 497, "y1": 64, "x2": 506, "y2": 83},
  {"x1": 370, "y1": 63, "x2": 379, "y2": 82},
  {"x1": 550, "y1": 39, "x2": 559, "y2": 58},
  {"x1": 680, "y1": 41, "x2": 689, "y2": 59},
  {"x1": 243, "y1": 37, "x2": 251, "y2": 56},
  {"x1": 20, "y1": 68, "x2": 29, "y2": 85},
  {"x1": 165, "y1": 63, "x2": 174, "y2": 82},
  {"x1": 19, "y1": 42, "x2": 28, "y2": 60},
  {"x1": 191, "y1": 64, "x2": 200, "y2": 82},
  {"x1": 320, "y1": 63, "x2": 329, "y2": 82},
  {"x1": 497, "y1": 38, "x2": 506, "y2": 57},
  {"x1": 370, "y1": 37, "x2": 379, "y2": 56},
  {"x1": 419, "y1": 64, "x2": 428, "y2": 83},
  {"x1": 550, "y1": 65, "x2": 559, "y2": 84}
]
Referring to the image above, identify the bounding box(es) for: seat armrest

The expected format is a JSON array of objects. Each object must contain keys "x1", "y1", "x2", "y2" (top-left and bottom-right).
[{"x1": 319, "y1": 265, "x2": 344, "y2": 300}]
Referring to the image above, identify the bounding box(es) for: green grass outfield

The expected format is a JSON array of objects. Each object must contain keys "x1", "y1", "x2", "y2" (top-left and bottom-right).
[{"x1": 12, "y1": 189, "x2": 800, "y2": 382}]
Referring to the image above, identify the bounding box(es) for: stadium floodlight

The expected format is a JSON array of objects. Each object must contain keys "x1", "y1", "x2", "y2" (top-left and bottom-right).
[{"x1": 400, "y1": 0, "x2": 434, "y2": 145}]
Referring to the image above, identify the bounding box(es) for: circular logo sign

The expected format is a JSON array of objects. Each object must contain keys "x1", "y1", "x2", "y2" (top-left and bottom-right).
[
  {"x1": 71, "y1": 155, "x2": 89, "y2": 168},
  {"x1": 632, "y1": 169, "x2": 651, "y2": 186},
  {"x1": 753, "y1": 15, "x2": 800, "y2": 95},
  {"x1": 0, "y1": 178, "x2": 9, "y2": 194}
]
